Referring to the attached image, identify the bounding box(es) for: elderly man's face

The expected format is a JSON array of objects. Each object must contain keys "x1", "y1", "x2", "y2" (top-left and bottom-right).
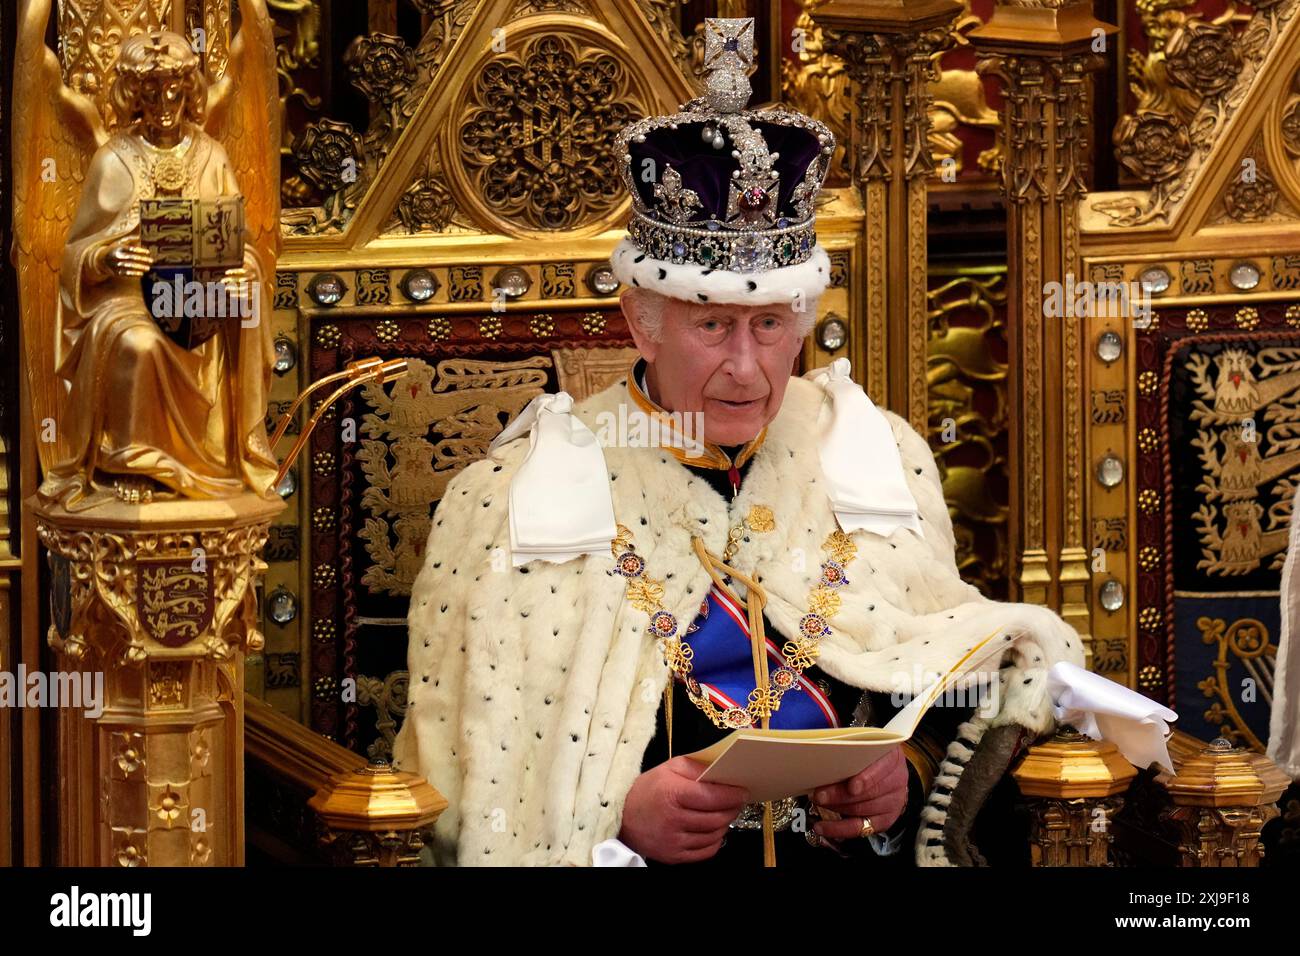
[{"x1": 621, "y1": 289, "x2": 806, "y2": 446}]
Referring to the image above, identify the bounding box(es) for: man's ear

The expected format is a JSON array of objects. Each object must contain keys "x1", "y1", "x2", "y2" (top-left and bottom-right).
[{"x1": 620, "y1": 287, "x2": 659, "y2": 363}]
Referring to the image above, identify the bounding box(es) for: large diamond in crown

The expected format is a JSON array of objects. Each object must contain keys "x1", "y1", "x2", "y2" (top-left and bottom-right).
[{"x1": 612, "y1": 18, "x2": 836, "y2": 295}]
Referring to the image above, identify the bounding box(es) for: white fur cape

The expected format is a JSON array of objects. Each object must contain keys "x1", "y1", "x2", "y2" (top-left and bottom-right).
[{"x1": 392, "y1": 369, "x2": 1085, "y2": 866}]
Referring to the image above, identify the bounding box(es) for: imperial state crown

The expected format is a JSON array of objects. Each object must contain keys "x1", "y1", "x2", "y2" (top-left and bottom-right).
[{"x1": 611, "y1": 17, "x2": 836, "y2": 307}]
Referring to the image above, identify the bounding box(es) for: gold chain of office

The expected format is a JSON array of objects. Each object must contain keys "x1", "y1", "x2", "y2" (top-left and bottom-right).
[{"x1": 611, "y1": 508, "x2": 860, "y2": 730}]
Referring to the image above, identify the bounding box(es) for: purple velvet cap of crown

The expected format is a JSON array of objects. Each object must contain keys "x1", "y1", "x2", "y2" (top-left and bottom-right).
[{"x1": 627, "y1": 119, "x2": 824, "y2": 225}]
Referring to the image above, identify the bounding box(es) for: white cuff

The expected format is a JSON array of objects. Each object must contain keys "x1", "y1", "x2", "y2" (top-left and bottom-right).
[
  {"x1": 867, "y1": 824, "x2": 906, "y2": 857},
  {"x1": 591, "y1": 837, "x2": 647, "y2": 867}
]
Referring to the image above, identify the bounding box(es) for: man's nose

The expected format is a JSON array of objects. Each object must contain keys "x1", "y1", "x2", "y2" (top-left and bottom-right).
[{"x1": 721, "y1": 326, "x2": 762, "y2": 382}]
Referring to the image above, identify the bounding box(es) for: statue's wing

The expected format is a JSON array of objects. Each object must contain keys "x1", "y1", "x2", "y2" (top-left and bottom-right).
[
  {"x1": 206, "y1": 0, "x2": 281, "y2": 271},
  {"x1": 11, "y1": 0, "x2": 108, "y2": 471}
]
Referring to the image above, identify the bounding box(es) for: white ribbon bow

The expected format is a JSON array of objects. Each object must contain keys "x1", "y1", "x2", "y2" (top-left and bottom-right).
[
  {"x1": 1047, "y1": 661, "x2": 1179, "y2": 774},
  {"x1": 804, "y1": 358, "x2": 923, "y2": 539},
  {"x1": 489, "y1": 392, "x2": 617, "y2": 567}
]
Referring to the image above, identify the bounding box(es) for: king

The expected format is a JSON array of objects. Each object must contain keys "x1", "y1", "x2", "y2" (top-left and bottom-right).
[{"x1": 393, "y1": 18, "x2": 1085, "y2": 867}]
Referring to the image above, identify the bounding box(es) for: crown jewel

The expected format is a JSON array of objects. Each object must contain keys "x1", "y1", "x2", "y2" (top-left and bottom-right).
[{"x1": 614, "y1": 18, "x2": 835, "y2": 282}]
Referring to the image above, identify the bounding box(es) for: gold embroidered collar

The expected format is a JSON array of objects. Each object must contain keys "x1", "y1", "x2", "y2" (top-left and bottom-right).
[{"x1": 626, "y1": 358, "x2": 767, "y2": 471}]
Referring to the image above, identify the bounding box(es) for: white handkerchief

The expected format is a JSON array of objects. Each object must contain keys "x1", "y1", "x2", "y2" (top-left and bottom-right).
[
  {"x1": 591, "y1": 838, "x2": 646, "y2": 867},
  {"x1": 804, "y1": 358, "x2": 923, "y2": 539},
  {"x1": 1047, "y1": 660, "x2": 1179, "y2": 774},
  {"x1": 489, "y1": 392, "x2": 617, "y2": 567}
]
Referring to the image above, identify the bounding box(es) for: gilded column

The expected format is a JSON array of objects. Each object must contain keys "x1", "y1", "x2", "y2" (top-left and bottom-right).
[
  {"x1": 816, "y1": 0, "x2": 960, "y2": 427},
  {"x1": 36, "y1": 497, "x2": 280, "y2": 865},
  {"x1": 969, "y1": 2, "x2": 1115, "y2": 646},
  {"x1": 1163, "y1": 738, "x2": 1289, "y2": 867},
  {"x1": 15, "y1": 0, "x2": 285, "y2": 864},
  {"x1": 1013, "y1": 727, "x2": 1137, "y2": 866}
]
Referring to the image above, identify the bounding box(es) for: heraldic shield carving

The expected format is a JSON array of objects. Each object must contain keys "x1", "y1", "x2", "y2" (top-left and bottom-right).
[
  {"x1": 136, "y1": 557, "x2": 216, "y2": 648},
  {"x1": 36, "y1": 498, "x2": 278, "y2": 666}
]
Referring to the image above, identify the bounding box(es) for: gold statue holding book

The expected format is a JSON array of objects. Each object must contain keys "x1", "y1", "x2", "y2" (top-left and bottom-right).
[{"x1": 13, "y1": 13, "x2": 281, "y2": 510}]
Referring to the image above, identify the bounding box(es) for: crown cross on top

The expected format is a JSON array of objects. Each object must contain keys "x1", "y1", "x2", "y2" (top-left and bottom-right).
[
  {"x1": 702, "y1": 18, "x2": 755, "y2": 114},
  {"x1": 704, "y1": 18, "x2": 754, "y2": 70}
]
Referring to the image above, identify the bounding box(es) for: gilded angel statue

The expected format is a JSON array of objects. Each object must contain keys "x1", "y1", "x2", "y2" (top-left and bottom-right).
[{"x1": 12, "y1": 2, "x2": 282, "y2": 510}]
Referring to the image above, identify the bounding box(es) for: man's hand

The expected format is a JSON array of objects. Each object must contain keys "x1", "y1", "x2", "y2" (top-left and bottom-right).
[
  {"x1": 810, "y1": 745, "x2": 909, "y2": 840},
  {"x1": 99, "y1": 236, "x2": 154, "y2": 278},
  {"x1": 618, "y1": 756, "x2": 750, "y2": 864}
]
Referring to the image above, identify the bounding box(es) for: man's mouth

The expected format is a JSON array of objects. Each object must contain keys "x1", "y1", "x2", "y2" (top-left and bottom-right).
[{"x1": 713, "y1": 396, "x2": 764, "y2": 410}]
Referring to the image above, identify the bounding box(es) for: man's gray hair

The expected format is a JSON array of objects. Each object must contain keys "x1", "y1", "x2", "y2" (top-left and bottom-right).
[{"x1": 626, "y1": 287, "x2": 818, "y2": 342}]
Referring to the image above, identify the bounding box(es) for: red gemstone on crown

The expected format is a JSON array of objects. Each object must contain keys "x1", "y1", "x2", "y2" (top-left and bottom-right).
[{"x1": 740, "y1": 186, "x2": 769, "y2": 211}]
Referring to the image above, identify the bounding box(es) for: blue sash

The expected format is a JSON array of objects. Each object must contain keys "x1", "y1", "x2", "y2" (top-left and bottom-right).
[{"x1": 681, "y1": 582, "x2": 839, "y2": 729}]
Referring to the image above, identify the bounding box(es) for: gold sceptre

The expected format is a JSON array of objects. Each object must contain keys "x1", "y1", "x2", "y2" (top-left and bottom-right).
[{"x1": 271, "y1": 357, "x2": 409, "y2": 488}]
